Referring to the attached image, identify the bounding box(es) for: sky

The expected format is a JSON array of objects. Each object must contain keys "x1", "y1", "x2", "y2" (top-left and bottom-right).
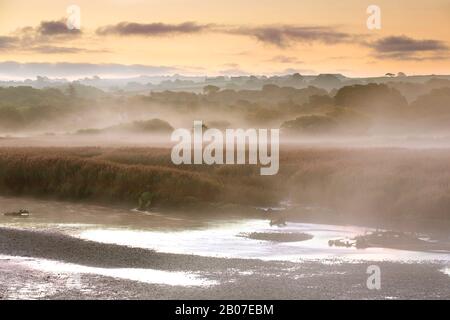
[{"x1": 0, "y1": 0, "x2": 449, "y2": 78}]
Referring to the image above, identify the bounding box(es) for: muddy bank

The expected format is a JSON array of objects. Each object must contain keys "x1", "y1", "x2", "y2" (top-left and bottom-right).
[
  {"x1": 241, "y1": 232, "x2": 313, "y2": 242},
  {"x1": 1, "y1": 227, "x2": 450, "y2": 300}
]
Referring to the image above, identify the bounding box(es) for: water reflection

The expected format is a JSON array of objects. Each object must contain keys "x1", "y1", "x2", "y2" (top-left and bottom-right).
[
  {"x1": 1, "y1": 255, "x2": 217, "y2": 287},
  {"x1": 79, "y1": 220, "x2": 450, "y2": 263}
]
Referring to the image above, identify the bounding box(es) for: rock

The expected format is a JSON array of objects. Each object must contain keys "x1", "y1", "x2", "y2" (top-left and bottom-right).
[
  {"x1": 270, "y1": 217, "x2": 287, "y2": 227},
  {"x1": 3, "y1": 209, "x2": 30, "y2": 217}
]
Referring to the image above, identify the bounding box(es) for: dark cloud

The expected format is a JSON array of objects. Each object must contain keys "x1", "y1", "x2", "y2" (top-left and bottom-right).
[
  {"x1": 3, "y1": 19, "x2": 362, "y2": 53},
  {"x1": 0, "y1": 19, "x2": 92, "y2": 54},
  {"x1": 371, "y1": 36, "x2": 447, "y2": 52},
  {"x1": 228, "y1": 25, "x2": 354, "y2": 47},
  {"x1": 94, "y1": 22, "x2": 357, "y2": 48},
  {"x1": 0, "y1": 61, "x2": 178, "y2": 78},
  {"x1": 368, "y1": 35, "x2": 449, "y2": 60},
  {"x1": 38, "y1": 20, "x2": 81, "y2": 36},
  {"x1": 96, "y1": 21, "x2": 209, "y2": 36},
  {"x1": 4, "y1": 17, "x2": 448, "y2": 63}
]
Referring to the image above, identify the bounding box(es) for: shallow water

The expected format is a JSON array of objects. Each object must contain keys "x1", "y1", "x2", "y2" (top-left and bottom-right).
[
  {"x1": 78, "y1": 220, "x2": 450, "y2": 263},
  {"x1": 0, "y1": 195, "x2": 202, "y2": 230},
  {"x1": 1, "y1": 195, "x2": 449, "y2": 264},
  {"x1": 1, "y1": 196, "x2": 450, "y2": 299}
]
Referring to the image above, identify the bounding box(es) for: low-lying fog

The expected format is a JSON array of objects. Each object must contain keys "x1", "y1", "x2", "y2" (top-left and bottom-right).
[{"x1": 3, "y1": 133, "x2": 450, "y2": 149}]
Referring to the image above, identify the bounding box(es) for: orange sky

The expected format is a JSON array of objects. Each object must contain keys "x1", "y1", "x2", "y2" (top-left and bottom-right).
[{"x1": 0, "y1": 0, "x2": 449, "y2": 77}]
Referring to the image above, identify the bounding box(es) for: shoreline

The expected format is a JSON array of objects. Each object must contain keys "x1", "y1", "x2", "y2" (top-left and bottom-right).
[{"x1": 0, "y1": 226, "x2": 449, "y2": 300}]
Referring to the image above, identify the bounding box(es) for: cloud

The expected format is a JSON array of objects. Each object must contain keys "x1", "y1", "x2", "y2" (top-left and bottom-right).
[
  {"x1": 0, "y1": 39, "x2": 97, "y2": 55},
  {"x1": 375, "y1": 52, "x2": 449, "y2": 61},
  {"x1": 13, "y1": 19, "x2": 82, "y2": 40},
  {"x1": 94, "y1": 21, "x2": 358, "y2": 48},
  {"x1": 228, "y1": 25, "x2": 355, "y2": 47},
  {"x1": 0, "y1": 36, "x2": 18, "y2": 50},
  {"x1": 268, "y1": 55, "x2": 303, "y2": 64},
  {"x1": 371, "y1": 36, "x2": 447, "y2": 52},
  {"x1": 96, "y1": 21, "x2": 209, "y2": 36},
  {"x1": 0, "y1": 19, "x2": 96, "y2": 54},
  {"x1": 5, "y1": 18, "x2": 448, "y2": 63},
  {"x1": 0, "y1": 61, "x2": 178, "y2": 78},
  {"x1": 37, "y1": 20, "x2": 81, "y2": 36},
  {"x1": 368, "y1": 35, "x2": 449, "y2": 60},
  {"x1": 30, "y1": 46, "x2": 108, "y2": 54},
  {"x1": 222, "y1": 63, "x2": 240, "y2": 68},
  {"x1": 3, "y1": 19, "x2": 364, "y2": 54}
]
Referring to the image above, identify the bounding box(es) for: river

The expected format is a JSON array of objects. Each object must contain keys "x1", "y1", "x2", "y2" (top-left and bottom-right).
[{"x1": 1, "y1": 196, "x2": 449, "y2": 299}]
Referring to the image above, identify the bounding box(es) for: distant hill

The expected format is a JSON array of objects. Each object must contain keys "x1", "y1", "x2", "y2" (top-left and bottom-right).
[{"x1": 2, "y1": 73, "x2": 450, "y2": 94}]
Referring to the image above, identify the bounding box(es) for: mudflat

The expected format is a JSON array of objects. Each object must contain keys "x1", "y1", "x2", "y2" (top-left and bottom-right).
[{"x1": 1, "y1": 227, "x2": 449, "y2": 300}]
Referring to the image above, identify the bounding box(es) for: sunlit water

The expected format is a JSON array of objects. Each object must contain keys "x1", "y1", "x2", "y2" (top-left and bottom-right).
[
  {"x1": 79, "y1": 220, "x2": 450, "y2": 263},
  {"x1": 0, "y1": 255, "x2": 217, "y2": 288}
]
